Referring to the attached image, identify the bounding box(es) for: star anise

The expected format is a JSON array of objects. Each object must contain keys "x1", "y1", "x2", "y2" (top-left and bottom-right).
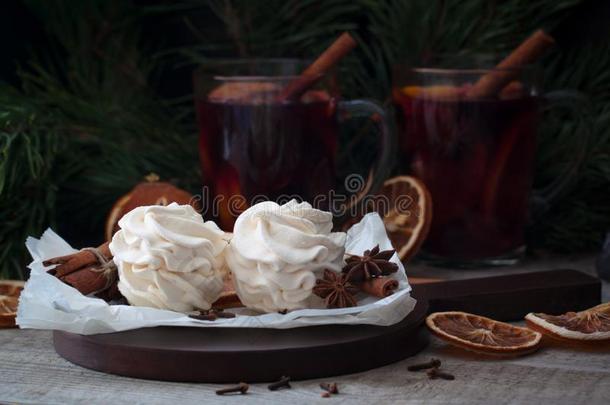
[
  {"x1": 313, "y1": 269, "x2": 359, "y2": 309},
  {"x1": 342, "y1": 245, "x2": 398, "y2": 282}
]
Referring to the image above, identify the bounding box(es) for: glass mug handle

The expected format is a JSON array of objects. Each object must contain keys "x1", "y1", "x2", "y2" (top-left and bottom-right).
[
  {"x1": 530, "y1": 90, "x2": 591, "y2": 220},
  {"x1": 337, "y1": 99, "x2": 396, "y2": 215}
]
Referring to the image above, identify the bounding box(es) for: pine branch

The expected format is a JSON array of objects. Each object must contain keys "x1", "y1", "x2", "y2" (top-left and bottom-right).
[
  {"x1": 0, "y1": 86, "x2": 66, "y2": 279},
  {"x1": 0, "y1": 0, "x2": 199, "y2": 278}
]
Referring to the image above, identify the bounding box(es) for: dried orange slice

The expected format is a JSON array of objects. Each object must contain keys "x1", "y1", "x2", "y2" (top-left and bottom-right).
[
  {"x1": 380, "y1": 176, "x2": 432, "y2": 261},
  {"x1": 0, "y1": 280, "x2": 25, "y2": 328},
  {"x1": 105, "y1": 176, "x2": 197, "y2": 240},
  {"x1": 208, "y1": 82, "x2": 280, "y2": 102},
  {"x1": 525, "y1": 303, "x2": 610, "y2": 345},
  {"x1": 400, "y1": 85, "x2": 463, "y2": 100},
  {"x1": 426, "y1": 311, "x2": 542, "y2": 357}
]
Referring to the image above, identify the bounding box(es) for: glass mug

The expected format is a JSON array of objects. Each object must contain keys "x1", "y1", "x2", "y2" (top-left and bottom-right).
[
  {"x1": 194, "y1": 59, "x2": 394, "y2": 230},
  {"x1": 393, "y1": 64, "x2": 584, "y2": 266}
]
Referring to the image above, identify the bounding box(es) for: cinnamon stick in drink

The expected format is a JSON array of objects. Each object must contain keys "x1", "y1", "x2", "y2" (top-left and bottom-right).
[
  {"x1": 277, "y1": 32, "x2": 357, "y2": 102},
  {"x1": 467, "y1": 30, "x2": 555, "y2": 99},
  {"x1": 470, "y1": 30, "x2": 554, "y2": 221}
]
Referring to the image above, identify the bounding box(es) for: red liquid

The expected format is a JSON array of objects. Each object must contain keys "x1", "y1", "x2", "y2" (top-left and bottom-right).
[
  {"x1": 394, "y1": 90, "x2": 539, "y2": 260},
  {"x1": 196, "y1": 99, "x2": 338, "y2": 230}
]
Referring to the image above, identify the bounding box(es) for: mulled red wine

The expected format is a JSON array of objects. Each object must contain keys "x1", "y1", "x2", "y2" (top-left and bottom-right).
[
  {"x1": 393, "y1": 86, "x2": 540, "y2": 261},
  {"x1": 196, "y1": 96, "x2": 338, "y2": 230}
]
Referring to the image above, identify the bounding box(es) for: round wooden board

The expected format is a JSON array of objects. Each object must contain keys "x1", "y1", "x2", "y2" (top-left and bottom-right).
[{"x1": 53, "y1": 300, "x2": 428, "y2": 383}]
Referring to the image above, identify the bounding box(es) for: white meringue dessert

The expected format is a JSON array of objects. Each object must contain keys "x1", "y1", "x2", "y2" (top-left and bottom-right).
[
  {"x1": 109, "y1": 203, "x2": 229, "y2": 312},
  {"x1": 226, "y1": 199, "x2": 346, "y2": 313}
]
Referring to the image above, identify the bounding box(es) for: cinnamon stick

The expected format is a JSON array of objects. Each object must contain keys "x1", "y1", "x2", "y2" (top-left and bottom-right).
[
  {"x1": 44, "y1": 242, "x2": 111, "y2": 278},
  {"x1": 277, "y1": 32, "x2": 357, "y2": 102},
  {"x1": 499, "y1": 80, "x2": 524, "y2": 100},
  {"x1": 211, "y1": 276, "x2": 243, "y2": 309},
  {"x1": 211, "y1": 292, "x2": 243, "y2": 309},
  {"x1": 358, "y1": 277, "x2": 398, "y2": 298},
  {"x1": 409, "y1": 277, "x2": 443, "y2": 285},
  {"x1": 95, "y1": 281, "x2": 122, "y2": 301},
  {"x1": 480, "y1": 112, "x2": 529, "y2": 218},
  {"x1": 467, "y1": 30, "x2": 555, "y2": 99},
  {"x1": 45, "y1": 242, "x2": 119, "y2": 299},
  {"x1": 61, "y1": 265, "x2": 116, "y2": 296}
]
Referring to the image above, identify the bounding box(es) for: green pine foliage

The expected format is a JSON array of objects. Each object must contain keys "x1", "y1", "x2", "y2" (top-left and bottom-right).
[
  {"x1": 0, "y1": 87, "x2": 65, "y2": 279},
  {"x1": 0, "y1": 1, "x2": 199, "y2": 278},
  {"x1": 0, "y1": 0, "x2": 608, "y2": 278}
]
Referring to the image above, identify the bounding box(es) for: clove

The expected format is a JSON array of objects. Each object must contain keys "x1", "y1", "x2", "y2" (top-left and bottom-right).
[
  {"x1": 211, "y1": 308, "x2": 236, "y2": 318},
  {"x1": 215, "y1": 382, "x2": 249, "y2": 395},
  {"x1": 268, "y1": 376, "x2": 291, "y2": 391},
  {"x1": 320, "y1": 382, "x2": 339, "y2": 394},
  {"x1": 427, "y1": 368, "x2": 455, "y2": 381},
  {"x1": 190, "y1": 309, "x2": 236, "y2": 321},
  {"x1": 408, "y1": 358, "x2": 441, "y2": 372},
  {"x1": 189, "y1": 313, "x2": 217, "y2": 321}
]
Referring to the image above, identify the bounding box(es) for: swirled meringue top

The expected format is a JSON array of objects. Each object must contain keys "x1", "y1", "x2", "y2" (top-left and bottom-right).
[
  {"x1": 226, "y1": 200, "x2": 346, "y2": 313},
  {"x1": 109, "y1": 203, "x2": 228, "y2": 312}
]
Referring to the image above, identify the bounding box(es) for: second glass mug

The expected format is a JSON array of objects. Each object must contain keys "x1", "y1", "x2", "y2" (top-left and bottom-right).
[
  {"x1": 393, "y1": 64, "x2": 584, "y2": 266},
  {"x1": 194, "y1": 59, "x2": 393, "y2": 230}
]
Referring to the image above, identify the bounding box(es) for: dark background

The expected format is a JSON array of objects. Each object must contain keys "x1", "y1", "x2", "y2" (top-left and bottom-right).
[{"x1": 1, "y1": 0, "x2": 609, "y2": 279}]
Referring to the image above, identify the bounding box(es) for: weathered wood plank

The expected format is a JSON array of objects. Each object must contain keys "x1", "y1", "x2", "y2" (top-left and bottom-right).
[
  {"x1": 1, "y1": 255, "x2": 608, "y2": 404},
  {"x1": 1, "y1": 328, "x2": 608, "y2": 405}
]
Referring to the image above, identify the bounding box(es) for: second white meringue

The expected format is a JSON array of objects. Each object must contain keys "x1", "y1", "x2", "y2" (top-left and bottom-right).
[{"x1": 226, "y1": 200, "x2": 346, "y2": 313}]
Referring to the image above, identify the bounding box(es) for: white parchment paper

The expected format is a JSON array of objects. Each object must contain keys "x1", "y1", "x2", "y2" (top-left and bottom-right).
[{"x1": 17, "y1": 213, "x2": 416, "y2": 334}]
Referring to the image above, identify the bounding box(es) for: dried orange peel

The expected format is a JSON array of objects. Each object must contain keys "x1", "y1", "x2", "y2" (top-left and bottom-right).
[
  {"x1": 426, "y1": 311, "x2": 542, "y2": 357},
  {"x1": 525, "y1": 302, "x2": 610, "y2": 345},
  {"x1": 380, "y1": 176, "x2": 432, "y2": 262},
  {"x1": 0, "y1": 280, "x2": 25, "y2": 328}
]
